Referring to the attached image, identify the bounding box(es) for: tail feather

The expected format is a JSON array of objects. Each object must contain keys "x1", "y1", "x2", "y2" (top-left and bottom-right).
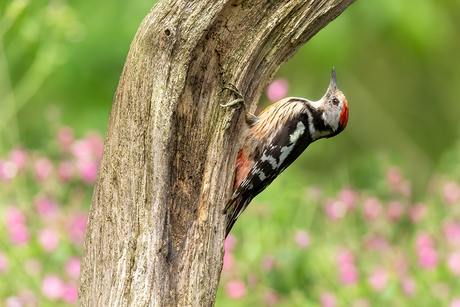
[
  {"x1": 225, "y1": 193, "x2": 253, "y2": 237},
  {"x1": 222, "y1": 191, "x2": 242, "y2": 214},
  {"x1": 222, "y1": 196, "x2": 236, "y2": 214}
]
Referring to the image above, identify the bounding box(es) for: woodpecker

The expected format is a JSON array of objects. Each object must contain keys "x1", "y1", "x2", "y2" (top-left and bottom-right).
[{"x1": 221, "y1": 68, "x2": 349, "y2": 236}]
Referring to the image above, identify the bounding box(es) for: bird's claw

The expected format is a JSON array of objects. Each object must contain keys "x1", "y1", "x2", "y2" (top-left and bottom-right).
[{"x1": 221, "y1": 84, "x2": 246, "y2": 110}]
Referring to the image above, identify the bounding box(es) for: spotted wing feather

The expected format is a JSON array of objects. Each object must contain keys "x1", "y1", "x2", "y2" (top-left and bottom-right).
[{"x1": 225, "y1": 115, "x2": 312, "y2": 235}]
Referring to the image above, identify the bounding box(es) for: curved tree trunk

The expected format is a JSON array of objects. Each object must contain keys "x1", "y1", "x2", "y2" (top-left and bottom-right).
[{"x1": 78, "y1": 0, "x2": 355, "y2": 306}]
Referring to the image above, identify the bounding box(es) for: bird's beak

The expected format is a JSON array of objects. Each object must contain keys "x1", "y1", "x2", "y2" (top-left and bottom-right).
[{"x1": 329, "y1": 67, "x2": 338, "y2": 92}]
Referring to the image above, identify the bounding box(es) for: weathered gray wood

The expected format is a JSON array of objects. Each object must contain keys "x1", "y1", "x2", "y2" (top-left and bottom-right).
[{"x1": 78, "y1": 0, "x2": 355, "y2": 306}]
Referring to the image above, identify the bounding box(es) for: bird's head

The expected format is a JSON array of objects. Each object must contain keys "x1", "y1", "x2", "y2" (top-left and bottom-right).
[{"x1": 311, "y1": 67, "x2": 349, "y2": 139}]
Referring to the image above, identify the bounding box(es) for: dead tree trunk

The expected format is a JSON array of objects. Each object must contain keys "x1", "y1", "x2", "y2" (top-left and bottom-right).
[{"x1": 78, "y1": 0, "x2": 355, "y2": 306}]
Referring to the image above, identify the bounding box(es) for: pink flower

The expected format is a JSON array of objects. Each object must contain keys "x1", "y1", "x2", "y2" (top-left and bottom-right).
[
  {"x1": 0, "y1": 253, "x2": 9, "y2": 273},
  {"x1": 10, "y1": 224, "x2": 30, "y2": 245},
  {"x1": 266, "y1": 78, "x2": 289, "y2": 103},
  {"x1": 401, "y1": 277, "x2": 416, "y2": 296},
  {"x1": 72, "y1": 139, "x2": 93, "y2": 161},
  {"x1": 9, "y1": 149, "x2": 28, "y2": 170},
  {"x1": 6, "y1": 291, "x2": 38, "y2": 307},
  {"x1": 58, "y1": 127, "x2": 75, "y2": 152},
  {"x1": 222, "y1": 253, "x2": 235, "y2": 272},
  {"x1": 19, "y1": 290, "x2": 38, "y2": 307},
  {"x1": 339, "y1": 265, "x2": 359, "y2": 285},
  {"x1": 71, "y1": 136, "x2": 102, "y2": 185},
  {"x1": 261, "y1": 255, "x2": 275, "y2": 272},
  {"x1": 225, "y1": 233, "x2": 237, "y2": 253},
  {"x1": 409, "y1": 203, "x2": 427, "y2": 223},
  {"x1": 77, "y1": 160, "x2": 99, "y2": 184},
  {"x1": 443, "y1": 181, "x2": 460, "y2": 205},
  {"x1": 34, "y1": 158, "x2": 53, "y2": 181},
  {"x1": 263, "y1": 289, "x2": 279, "y2": 307},
  {"x1": 363, "y1": 197, "x2": 381, "y2": 221},
  {"x1": 72, "y1": 133, "x2": 103, "y2": 163},
  {"x1": 447, "y1": 252, "x2": 460, "y2": 275},
  {"x1": 451, "y1": 298, "x2": 460, "y2": 307},
  {"x1": 320, "y1": 292, "x2": 337, "y2": 307},
  {"x1": 224, "y1": 280, "x2": 246, "y2": 300},
  {"x1": 295, "y1": 230, "x2": 311, "y2": 249},
  {"x1": 5, "y1": 207, "x2": 30, "y2": 245},
  {"x1": 387, "y1": 167, "x2": 403, "y2": 191},
  {"x1": 367, "y1": 268, "x2": 388, "y2": 291},
  {"x1": 5, "y1": 297, "x2": 22, "y2": 307},
  {"x1": 5, "y1": 206, "x2": 26, "y2": 228},
  {"x1": 324, "y1": 199, "x2": 346, "y2": 221},
  {"x1": 57, "y1": 161, "x2": 74, "y2": 182},
  {"x1": 34, "y1": 195, "x2": 59, "y2": 217},
  {"x1": 62, "y1": 283, "x2": 78, "y2": 303},
  {"x1": 416, "y1": 233, "x2": 438, "y2": 269},
  {"x1": 363, "y1": 235, "x2": 389, "y2": 251},
  {"x1": 38, "y1": 229, "x2": 60, "y2": 252},
  {"x1": 386, "y1": 201, "x2": 404, "y2": 222},
  {"x1": 443, "y1": 220, "x2": 460, "y2": 246},
  {"x1": 336, "y1": 248, "x2": 355, "y2": 266},
  {"x1": 338, "y1": 188, "x2": 357, "y2": 209},
  {"x1": 416, "y1": 233, "x2": 435, "y2": 249},
  {"x1": 68, "y1": 213, "x2": 88, "y2": 246},
  {"x1": 41, "y1": 275, "x2": 64, "y2": 300},
  {"x1": 65, "y1": 257, "x2": 81, "y2": 280},
  {"x1": 86, "y1": 132, "x2": 104, "y2": 159},
  {"x1": 0, "y1": 160, "x2": 18, "y2": 181},
  {"x1": 336, "y1": 248, "x2": 359, "y2": 285}
]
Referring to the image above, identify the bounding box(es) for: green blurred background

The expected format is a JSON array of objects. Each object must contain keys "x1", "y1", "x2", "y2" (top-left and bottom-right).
[
  {"x1": 2, "y1": 0, "x2": 460, "y2": 199},
  {"x1": 1, "y1": 0, "x2": 460, "y2": 305}
]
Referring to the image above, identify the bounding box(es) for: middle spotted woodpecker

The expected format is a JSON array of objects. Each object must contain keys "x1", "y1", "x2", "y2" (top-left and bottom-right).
[{"x1": 221, "y1": 68, "x2": 349, "y2": 236}]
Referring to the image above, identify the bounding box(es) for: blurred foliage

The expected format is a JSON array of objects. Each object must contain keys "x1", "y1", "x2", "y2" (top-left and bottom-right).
[
  {"x1": 1, "y1": 0, "x2": 459, "y2": 199},
  {"x1": 275, "y1": 0, "x2": 460, "y2": 199},
  {"x1": 0, "y1": 0, "x2": 153, "y2": 150},
  {"x1": 1, "y1": 0, "x2": 460, "y2": 305},
  {"x1": 0, "y1": 128, "x2": 102, "y2": 305},
  {"x1": 218, "y1": 147, "x2": 460, "y2": 306}
]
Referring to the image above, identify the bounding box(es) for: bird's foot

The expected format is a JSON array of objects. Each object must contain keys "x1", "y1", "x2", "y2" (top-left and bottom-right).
[{"x1": 221, "y1": 84, "x2": 246, "y2": 110}]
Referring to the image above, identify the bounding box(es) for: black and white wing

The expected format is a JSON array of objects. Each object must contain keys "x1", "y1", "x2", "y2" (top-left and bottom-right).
[{"x1": 225, "y1": 115, "x2": 312, "y2": 235}]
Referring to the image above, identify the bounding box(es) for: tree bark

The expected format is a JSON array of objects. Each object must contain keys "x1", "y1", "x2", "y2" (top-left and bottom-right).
[{"x1": 78, "y1": 0, "x2": 355, "y2": 306}]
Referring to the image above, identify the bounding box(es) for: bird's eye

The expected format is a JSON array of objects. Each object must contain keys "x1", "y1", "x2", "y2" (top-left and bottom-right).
[{"x1": 332, "y1": 98, "x2": 339, "y2": 105}]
